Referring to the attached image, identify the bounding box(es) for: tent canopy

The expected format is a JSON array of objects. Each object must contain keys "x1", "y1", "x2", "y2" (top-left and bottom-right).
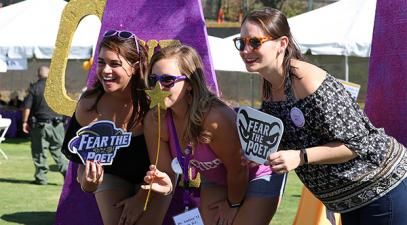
[
  {"x1": 289, "y1": 0, "x2": 376, "y2": 57},
  {"x1": 0, "y1": 0, "x2": 100, "y2": 60},
  {"x1": 219, "y1": 0, "x2": 376, "y2": 73}
]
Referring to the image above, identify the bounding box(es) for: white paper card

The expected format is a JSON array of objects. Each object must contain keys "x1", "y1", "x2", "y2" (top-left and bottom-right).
[
  {"x1": 236, "y1": 106, "x2": 284, "y2": 164},
  {"x1": 173, "y1": 208, "x2": 204, "y2": 225}
]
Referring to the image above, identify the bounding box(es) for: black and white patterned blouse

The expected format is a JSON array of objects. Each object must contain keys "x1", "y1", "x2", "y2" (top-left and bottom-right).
[{"x1": 261, "y1": 73, "x2": 407, "y2": 213}]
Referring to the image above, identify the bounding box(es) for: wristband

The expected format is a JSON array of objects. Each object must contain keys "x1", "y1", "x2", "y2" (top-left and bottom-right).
[
  {"x1": 227, "y1": 198, "x2": 243, "y2": 208},
  {"x1": 300, "y1": 148, "x2": 308, "y2": 164},
  {"x1": 163, "y1": 185, "x2": 173, "y2": 196}
]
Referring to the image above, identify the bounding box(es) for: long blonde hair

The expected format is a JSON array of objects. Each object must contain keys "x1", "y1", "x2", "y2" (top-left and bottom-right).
[{"x1": 148, "y1": 45, "x2": 225, "y2": 144}]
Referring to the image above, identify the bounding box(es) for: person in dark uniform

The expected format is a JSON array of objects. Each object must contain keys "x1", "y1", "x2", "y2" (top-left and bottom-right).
[{"x1": 22, "y1": 65, "x2": 67, "y2": 185}]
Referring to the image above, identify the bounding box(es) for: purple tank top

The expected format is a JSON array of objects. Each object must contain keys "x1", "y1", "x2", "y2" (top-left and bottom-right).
[{"x1": 166, "y1": 110, "x2": 271, "y2": 185}]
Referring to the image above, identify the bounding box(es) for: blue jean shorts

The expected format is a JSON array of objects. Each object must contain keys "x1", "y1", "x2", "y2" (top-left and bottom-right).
[{"x1": 201, "y1": 173, "x2": 287, "y2": 198}]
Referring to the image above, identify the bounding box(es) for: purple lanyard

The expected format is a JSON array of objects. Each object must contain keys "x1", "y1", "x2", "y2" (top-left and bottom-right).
[{"x1": 168, "y1": 111, "x2": 192, "y2": 209}]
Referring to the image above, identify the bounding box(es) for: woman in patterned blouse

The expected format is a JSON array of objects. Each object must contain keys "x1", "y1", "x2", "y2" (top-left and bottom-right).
[{"x1": 233, "y1": 7, "x2": 407, "y2": 225}]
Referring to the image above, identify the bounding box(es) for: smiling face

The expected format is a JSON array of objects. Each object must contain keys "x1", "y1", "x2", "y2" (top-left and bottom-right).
[
  {"x1": 96, "y1": 47, "x2": 135, "y2": 94},
  {"x1": 239, "y1": 20, "x2": 282, "y2": 74},
  {"x1": 150, "y1": 57, "x2": 190, "y2": 109}
]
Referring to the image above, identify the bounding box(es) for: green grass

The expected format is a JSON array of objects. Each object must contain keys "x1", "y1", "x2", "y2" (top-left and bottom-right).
[
  {"x1": 0, "y1": 138, "x2": 303, "y2": 225},
  {"x1": 0, "y1": 138, "x2": 64, "y2": 225}
]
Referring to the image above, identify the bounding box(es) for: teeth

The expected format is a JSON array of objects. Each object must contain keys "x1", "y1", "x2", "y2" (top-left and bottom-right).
[
  {"x1": 245, "y1": 58, "x2": 257, "y2": 63},
  {"x1": 103, "y1": 76, "x2": 115, "y2": 81}
]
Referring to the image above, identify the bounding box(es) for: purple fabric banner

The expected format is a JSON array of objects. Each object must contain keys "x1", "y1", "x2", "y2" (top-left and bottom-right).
[
  {"x1": 55, "y1": 1, "x2": 216, "y2": 224},
  {"x1": 55, "y1": 163, "x2": 102, "y2": 225},
  {"x1": 364, "y1": 0, "x2": 407, "y2": 145},
  {"x1": 86, "y1": 0, "x2": 219, "y2": 93}
]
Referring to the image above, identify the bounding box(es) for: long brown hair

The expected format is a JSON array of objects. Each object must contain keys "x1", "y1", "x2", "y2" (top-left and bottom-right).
[
  {"x1": 148, "y1": 44, "x2": 224, "y2": 144},
  {"x1": 242, "y1": 8, "x2": 306, "y2": 100},
  {"x1": 82, "y1": 33, "x2": 150, "y2": 129}
]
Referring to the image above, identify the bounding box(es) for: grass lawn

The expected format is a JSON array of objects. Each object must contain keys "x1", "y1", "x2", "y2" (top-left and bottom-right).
[{"x1": 0, "y1": 138, "x2": 303, "y2": 225}]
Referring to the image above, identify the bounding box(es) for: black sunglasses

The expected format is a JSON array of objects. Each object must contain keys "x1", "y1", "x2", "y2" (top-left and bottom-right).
[
  {"x1": 233, "y1": 36, "x2": 273, "y2": 51},
  {"x1": 148, "y1": 74, "x2": 187, "y2": 88}
]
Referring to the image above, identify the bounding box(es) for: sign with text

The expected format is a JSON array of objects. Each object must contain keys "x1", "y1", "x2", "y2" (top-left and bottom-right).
[
  {"x1": 338, "y1": 79, "x2": 361, "y2": 100},
  {"x1": 173, "y1": 208, "x2": 204, "y2": 225},
  {"x1": 236, "y1": 106, "x2": 284, "y2": 164},
  {"x1": 68, "y1": 120, "x2": 131, "y2": 165}
]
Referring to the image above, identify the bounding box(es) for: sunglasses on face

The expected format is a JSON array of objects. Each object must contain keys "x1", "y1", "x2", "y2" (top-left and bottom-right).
[
  {"x1": 103, "y1": 30, "x2": 140, "y2": 53},
  {"x1": 148, "y1": 74, "x2": 187, "y2": 88},
  {"x1": 233, "y1": 36, "x2": 274, "y2": 51}
]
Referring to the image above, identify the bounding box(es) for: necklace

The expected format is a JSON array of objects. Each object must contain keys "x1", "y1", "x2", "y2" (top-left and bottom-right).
[{"x1": 270, "y1": 75, "x2": 286, "y2": 91}]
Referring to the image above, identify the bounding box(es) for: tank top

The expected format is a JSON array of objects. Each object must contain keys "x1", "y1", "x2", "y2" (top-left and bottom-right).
[{"x1": 166, "y1": 109, "x2": 271, "y2": 186}]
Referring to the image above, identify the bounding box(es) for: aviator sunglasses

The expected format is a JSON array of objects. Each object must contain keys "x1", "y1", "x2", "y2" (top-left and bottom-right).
[
  {"x1": 148, "y1": 74, "x2": 187, "y2": 88},
  {"x1": 233, "y1": 36, "x2": 273, "y2": 51},
  {"x1": 103, "y1": 30, "x2": 140, "y2": 54}
]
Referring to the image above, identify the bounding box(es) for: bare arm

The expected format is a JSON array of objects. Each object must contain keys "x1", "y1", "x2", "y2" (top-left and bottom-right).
[
  {"x1": 136, "y1": 110, "x2": 175, "y2": 225},
  {"x1": 207, "y1": 106, "x2": 249, "y2": 205},
  {"x1": 268, "y1": 141, "x2": 358, "y2": 174},
  {"x1": 22, "y1": 108, "x2": 30, "y2": 133}
]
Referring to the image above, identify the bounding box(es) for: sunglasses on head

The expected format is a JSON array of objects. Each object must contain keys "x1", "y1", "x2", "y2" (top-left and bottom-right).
[
  {"x1": 148, "y1": 74, "x2": 187, "y2": 88},
  {"x1": 103, "y1": 30, "x2": 140, "y2": 54},
  {"x1": 233, "y1": 36, "x2": 273, "y2": 51}
]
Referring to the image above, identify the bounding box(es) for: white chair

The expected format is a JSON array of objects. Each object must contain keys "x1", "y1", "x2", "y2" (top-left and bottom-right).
[{"x1": 0, "y1": 117, "x2": 12, "y2": 160}]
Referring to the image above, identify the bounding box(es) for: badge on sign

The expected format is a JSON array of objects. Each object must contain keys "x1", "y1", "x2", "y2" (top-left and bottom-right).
[
  {"x1": 173, "y1": 207, "x2": 204, "y2": 225},
  {"x1": 236, "y1": 106, "x2": 284, "y2": 165},
  {"x1": 68, "y1": 120, "x2": 132, "y2": 165},
  {"x1": 171, "y1": 157, "x2": 183, "y2": 175}
]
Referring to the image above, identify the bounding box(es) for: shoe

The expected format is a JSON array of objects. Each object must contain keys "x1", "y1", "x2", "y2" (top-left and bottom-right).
[{"x1": 31, "y1": 180, "x2": 47, "y2": 185}]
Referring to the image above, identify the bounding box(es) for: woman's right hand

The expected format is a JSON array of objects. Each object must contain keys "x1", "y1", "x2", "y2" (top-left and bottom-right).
[
  {"x1": 77, "y1": 160, "x2": 104, "y2": 192},
  {"x1": 141, "y1": 165, "x2": 173, "y2": 195}
]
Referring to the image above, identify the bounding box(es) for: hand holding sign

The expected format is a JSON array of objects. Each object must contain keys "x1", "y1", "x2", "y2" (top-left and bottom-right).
[
  {"x1": 68, "y1": 120, "x2": 132, "y2": 165},
  {"x1": 236, "y1": 106, "x2": 284, "y2": 165}
]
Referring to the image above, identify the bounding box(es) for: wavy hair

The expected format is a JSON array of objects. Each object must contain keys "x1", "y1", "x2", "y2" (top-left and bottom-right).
[
  {"x1": 148, "y1": 44, "x2": 224, "y2": 144},
  {"x1": 81, "y1": 34, "x2": 150, "y2": 129},
  {"x1": 242, "y1": 8, "x2": 306, "y2": 100}
]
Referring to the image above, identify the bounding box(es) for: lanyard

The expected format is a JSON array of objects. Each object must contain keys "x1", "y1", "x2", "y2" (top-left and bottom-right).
[{"x1": 168, "y1": 110, "x2": 192, "y2": 210}]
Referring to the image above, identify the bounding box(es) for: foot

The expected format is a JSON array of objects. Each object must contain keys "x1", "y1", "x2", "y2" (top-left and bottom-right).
[{"x1": 31, "y1": 180, "x2": 47, "y2": 185}]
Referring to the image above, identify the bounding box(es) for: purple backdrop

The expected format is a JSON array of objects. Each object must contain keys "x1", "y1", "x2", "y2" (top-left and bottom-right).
[
  {"x1": 364, "y1": 0, "x2": 407, "y2": 146},
  {"x1": 55, "y1": 0, "x2": 217, "y2": 224},
  {"x1": 86, "y1": 0, "x2": 219, "y2": 93}
]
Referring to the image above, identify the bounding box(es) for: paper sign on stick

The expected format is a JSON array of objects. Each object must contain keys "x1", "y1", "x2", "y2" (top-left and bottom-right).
[
  {"x1": 236, "y1": 106, "x2": 284, "y2": 165},
  {"x1": 68, "y1": 120, "x2": 132, "y2": 165}
]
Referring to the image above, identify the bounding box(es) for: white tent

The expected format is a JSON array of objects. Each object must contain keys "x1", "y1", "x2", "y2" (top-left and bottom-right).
[
  {"x1": 0, "y1": 0, "x2": 100, "y2": 60},
  {"x1": 289, "y1": 0, "x2": 376, "y2": 81},
  {"x1": 207, "y1": 36, "x2": 247, "y2": 72},
  {"x1": 0, "y1": 0, "x2": 234, "y2": 72},
  {"x1": 221, "y1": 0, "x2": 376, "y2": 80}
]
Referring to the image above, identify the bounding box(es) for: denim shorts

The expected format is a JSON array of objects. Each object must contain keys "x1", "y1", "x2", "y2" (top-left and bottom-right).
[
  {"x1": 201, "y1": 173, "x2": 287, "y2": 198},
  {"x1": 341, "y1": 177, "x2": 407, "y2": 225}
]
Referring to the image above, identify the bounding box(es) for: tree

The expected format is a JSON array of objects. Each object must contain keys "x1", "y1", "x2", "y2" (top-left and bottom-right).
[{"x1": 259, "y1": 0, "x2": 287, "y2": 10}]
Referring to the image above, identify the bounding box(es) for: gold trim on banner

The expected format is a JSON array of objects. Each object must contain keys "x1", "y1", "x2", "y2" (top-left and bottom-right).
[{"x1": 45, "y1": 0, "x2": 106, "y2": 116}]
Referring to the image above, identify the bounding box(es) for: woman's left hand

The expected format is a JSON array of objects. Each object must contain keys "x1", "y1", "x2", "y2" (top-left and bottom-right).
[
  {"x1": 209, "y1": 199, "x2": 239, "y2": 225},
  {"x1": 115, "y1": 195, "x2": 144, "y2": 225},
  {"x1": 267, "y1": 150, "x2": 302, "y2": 173}
]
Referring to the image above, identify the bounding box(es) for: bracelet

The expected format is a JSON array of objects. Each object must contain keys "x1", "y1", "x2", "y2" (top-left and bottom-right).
[
  {"x1": 80, "y1": 183, "x2": 95, "y2": 193},
  {"x1": 163, "y1": 185, "x2": 173, "y2": 196},
  {"x1": 77, "y1": 176, "x2": 95, "y2": 193},
  {"x1": 226, "y1": 198, "x2": 243, "y2": 208},
  {"x1": 300, "y1": 148, "x2": 308, "y2": 165}
]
